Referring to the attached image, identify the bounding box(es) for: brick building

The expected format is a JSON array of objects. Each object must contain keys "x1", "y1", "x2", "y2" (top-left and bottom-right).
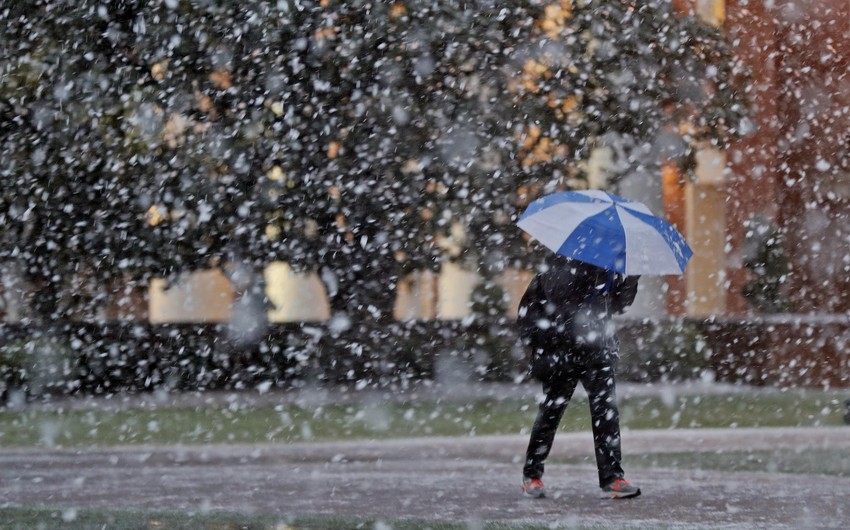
[{"x1": 668, "y1": 0, "x2": 850, "y2": 317}]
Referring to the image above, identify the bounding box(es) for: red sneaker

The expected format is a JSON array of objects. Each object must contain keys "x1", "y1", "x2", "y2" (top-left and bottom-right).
[
  {"x1": 522, "y1": 477, "x2": 546, "y2": 498},
  {"x1": 601, "y1": 478, "x2": 641, "y2": 499}
]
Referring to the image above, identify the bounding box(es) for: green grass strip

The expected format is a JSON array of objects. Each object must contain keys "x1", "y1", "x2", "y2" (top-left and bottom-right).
[
  {"x1": 0, "y1": 506, "x2": 617, "y2": 530},
  {"x1": 0, "y1": 389, "x2": 846, "y2": 448}
]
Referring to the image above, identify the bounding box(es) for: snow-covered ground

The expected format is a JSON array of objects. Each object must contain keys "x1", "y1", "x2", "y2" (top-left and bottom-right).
[
  {"x1": 1, "y1": 426, "x2": 848, "y2": 529},
  {"x1": 3, "y1": 382, "x2": 848, "y2": 527}
]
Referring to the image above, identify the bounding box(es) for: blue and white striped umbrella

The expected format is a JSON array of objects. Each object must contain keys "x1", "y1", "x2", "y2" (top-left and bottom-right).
[{"x1": 517, "y1": 190, "x2": 693, "y2": 275}]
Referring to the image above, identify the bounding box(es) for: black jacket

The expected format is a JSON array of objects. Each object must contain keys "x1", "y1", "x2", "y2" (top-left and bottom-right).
[{"x1": 518, "y1": 256, "x2": 639, "y2": 371}]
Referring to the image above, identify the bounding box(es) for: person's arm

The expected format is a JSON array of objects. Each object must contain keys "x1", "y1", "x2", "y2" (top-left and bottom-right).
[{"x1": 610, "y1": 275, "x2": 640, "y2": 314}]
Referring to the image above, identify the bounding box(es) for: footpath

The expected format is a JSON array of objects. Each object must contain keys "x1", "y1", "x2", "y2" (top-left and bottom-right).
[{"x1": 1, "y1": 382, "x2": 849, "y2": 529}]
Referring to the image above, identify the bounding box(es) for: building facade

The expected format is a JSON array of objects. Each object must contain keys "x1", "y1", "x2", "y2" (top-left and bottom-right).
[{"x1": 666, "y1": 0, "x2": 850, "y2": 317}]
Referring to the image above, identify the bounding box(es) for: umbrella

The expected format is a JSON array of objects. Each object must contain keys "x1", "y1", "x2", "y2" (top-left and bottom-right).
[{"x1": 517, "y1": 189, "x2": 693, "y2": 275}]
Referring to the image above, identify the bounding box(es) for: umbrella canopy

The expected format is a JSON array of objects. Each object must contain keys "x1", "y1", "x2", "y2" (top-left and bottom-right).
[{"x1": 517, "y1": 190, "x2": 693, "y2": 275}]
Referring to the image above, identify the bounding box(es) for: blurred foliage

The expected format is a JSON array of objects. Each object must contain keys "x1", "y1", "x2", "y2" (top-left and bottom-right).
[
  {"x1": 2, "y1": 316, "x2": 847, "y2": 403},
  {"x1": 617, "y1": 318, "x2": 713, "y2": 382},
  {"x1": 0, "y1": 0, "x2": 748, "y2": 325},
  {"x1": 0, "y1": 335, "x2": 74, "y2": 402},
  {"x1": 469, "y1": 281, "x2": 509, "y2": 318},
  {"x1": 742, "y1": 215, "x2": 790, "y2": 313}
]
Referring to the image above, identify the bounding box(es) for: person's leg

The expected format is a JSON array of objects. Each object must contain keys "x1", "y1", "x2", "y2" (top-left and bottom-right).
[
  {"x1": 523, "y1": 368, "x2": 579, "y2": 480},
  {"x1": 580, "y1": 361, "x2": 625, "y2": 488}
]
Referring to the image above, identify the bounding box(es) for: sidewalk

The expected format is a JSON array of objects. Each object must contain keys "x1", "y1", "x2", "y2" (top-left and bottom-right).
[
  {"x1": 1, "y1": 427, "x2": 848, "y2": 529},
  {"x1": 3, "y1": 381, "x2": 849, "y2": 528}
]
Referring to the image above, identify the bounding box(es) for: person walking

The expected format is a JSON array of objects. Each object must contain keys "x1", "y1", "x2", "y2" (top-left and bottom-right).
[{"x1": 518, "y1": 254, "x2": 641, "y2": 499}]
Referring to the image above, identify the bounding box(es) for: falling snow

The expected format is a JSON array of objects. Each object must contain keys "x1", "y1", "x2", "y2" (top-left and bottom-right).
[{"x1": 0, "y1": 0, "x2": 849, "y2": 528}]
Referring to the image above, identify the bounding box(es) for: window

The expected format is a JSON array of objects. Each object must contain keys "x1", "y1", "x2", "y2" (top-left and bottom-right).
[{"x1": 697, "y1": 0, "x2": 725, "y2": 25}]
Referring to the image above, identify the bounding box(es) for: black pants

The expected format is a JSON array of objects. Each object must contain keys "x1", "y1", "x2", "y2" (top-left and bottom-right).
[{"x1": 523, "y1": 360, "x2": 624, "y2": 487}]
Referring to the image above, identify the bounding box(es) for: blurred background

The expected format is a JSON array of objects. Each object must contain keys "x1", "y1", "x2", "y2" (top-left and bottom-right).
[{"x1": 1, "y1": 0, "x2": 848, "y2": 397}]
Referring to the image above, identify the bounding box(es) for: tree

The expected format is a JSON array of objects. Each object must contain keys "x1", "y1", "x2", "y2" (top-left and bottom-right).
[
  {"x1": 1, "y1": 0, "x2": 747, "y2": 332},
  {"x1": 0, "y1": 1, "x2": 172, "y2": 321},
  {"x1": 111, "y1": 0, "x2": 539, "y2": 325},
  {"x1": 454, "y1": 0, "x2": 749, "y2": 275},
  {"x1": 741, "y1": 216, "x2": 789, "y2": 313}
]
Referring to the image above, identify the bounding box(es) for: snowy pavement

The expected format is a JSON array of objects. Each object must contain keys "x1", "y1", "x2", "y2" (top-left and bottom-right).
[{"x1": 1, "y1": 427, "x2": 849, "y2": 529}]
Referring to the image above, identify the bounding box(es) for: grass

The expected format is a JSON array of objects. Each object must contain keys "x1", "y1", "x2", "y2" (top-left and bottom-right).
[
  {"x1": 0, "y1": 507, "x2": 280, "y2": 530},
  {"x1": 0, "y1": 507, "x2": 615, "y2": 530},
  {"x1": 617, "y1": 389, "x2": 848, "y2": 429},
  {"x1": 0, "y1": 388, "x2": 846, "y2": 448},
  {"x1": 554, "y1": 448, "x2": 850, "y2": 477}
]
